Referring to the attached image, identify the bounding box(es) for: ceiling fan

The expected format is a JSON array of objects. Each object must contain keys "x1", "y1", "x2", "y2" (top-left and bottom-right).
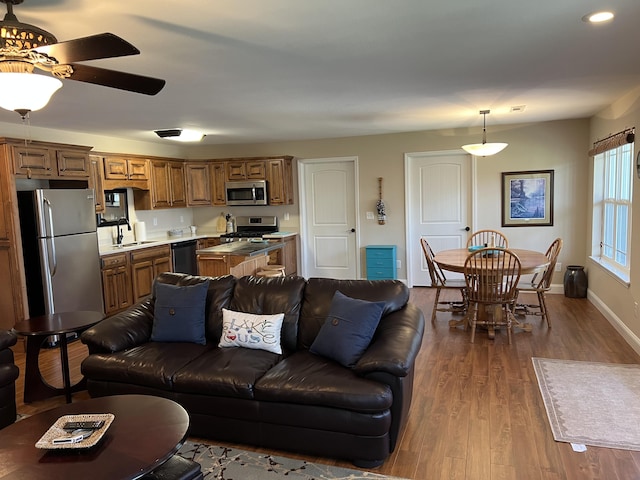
[{"x1": 0, "y1": 0, "x2": 165, "y2": 115}]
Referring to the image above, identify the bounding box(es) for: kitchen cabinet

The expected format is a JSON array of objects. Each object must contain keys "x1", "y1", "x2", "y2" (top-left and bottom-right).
[
  {"x1": 101, "y1": 252, "x2": 133, "y2": 316},
  {"x1": 11, "y1": 141, "x2": 91, "y2": 179},
  {"x1": 88, "y1": 155, "x2": 105, "y2": 213},
  {"x1": 365, "y1": 245, "x2": 397, "y2": 280},
  {"x1": 185, "y1": 162, "x2": 211, "y2": 206},
  {"x1": 100, "y1": 155, "x2": 149, "y2": 190},
  {"x1": 210, "y1": 162, "x2": 226, "y2": 206},
  {"x1": 266, "y1": 157, "x2": 294, "y2": 205},
  {"x1": 198, "y1": 252, "x2": 269, "y2": 278},
  {"x1": 267, "y1": 235, "x2": 297, "y2": 276},
  {"x1": 225, "y1": 160, "x2": 266, "y2": 181},
  {"x1": 130, "y1": 244, "x2": 171, "y2": 303},
  {"x1": 135, "y1": 159, "x2": 186, "y2": 209}
]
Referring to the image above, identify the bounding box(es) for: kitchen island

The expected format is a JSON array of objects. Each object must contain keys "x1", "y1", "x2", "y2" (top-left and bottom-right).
[{"x1": 197, "y1": 241, "x2": 284, "y2": 277}]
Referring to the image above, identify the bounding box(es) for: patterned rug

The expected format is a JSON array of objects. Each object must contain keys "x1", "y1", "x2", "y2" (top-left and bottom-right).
[
  {"x1": 532, "y1": 357, "x2": 640, "y2": 450},
  {"x1": 177, "y1": 441, "x2": 410, "y2": 480}
]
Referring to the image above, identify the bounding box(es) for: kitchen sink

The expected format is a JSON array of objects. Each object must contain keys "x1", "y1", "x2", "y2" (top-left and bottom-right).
[{"x1": 112, "y1": 240, "x2": 157, "y2": 248}]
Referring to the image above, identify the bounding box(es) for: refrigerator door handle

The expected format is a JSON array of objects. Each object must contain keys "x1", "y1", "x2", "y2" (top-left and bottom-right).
[{"x1": 43, "y1": 197, "x2": 58, "y2": 276}]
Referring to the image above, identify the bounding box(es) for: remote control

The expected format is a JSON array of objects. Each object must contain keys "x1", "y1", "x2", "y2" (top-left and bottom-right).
[{"x1": 62, "y1": 420, "x2": 104, "y2": 430}]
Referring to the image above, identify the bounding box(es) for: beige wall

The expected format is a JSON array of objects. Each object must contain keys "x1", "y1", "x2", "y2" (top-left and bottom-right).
[
  {"x1": 589, "y1": 86, "x2": 640, "y2": 348},
  {"x1": 189, "y1": 119, "x2": 589, "y2": 283}
]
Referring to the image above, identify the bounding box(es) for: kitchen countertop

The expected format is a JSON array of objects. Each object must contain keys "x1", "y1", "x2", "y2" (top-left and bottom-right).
[{"x1": 197, "y1": 241, "x2": 283, "y2": 257}]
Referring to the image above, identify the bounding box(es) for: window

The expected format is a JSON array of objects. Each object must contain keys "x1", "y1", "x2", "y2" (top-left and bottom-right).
[{"x1": 592, "y1": 141, "x2": 633, "y2": 280}]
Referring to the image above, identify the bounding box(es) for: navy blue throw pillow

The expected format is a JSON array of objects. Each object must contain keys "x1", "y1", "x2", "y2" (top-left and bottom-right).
[
  {"x1": 151, "y1": 280, "x2": 210, "y2": 345},
  {"x1": 310, "y1": 290, "x2": 385, "y2": 367}
]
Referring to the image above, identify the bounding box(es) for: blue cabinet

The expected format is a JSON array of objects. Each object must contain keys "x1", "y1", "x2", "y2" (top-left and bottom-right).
[{"x1": 365, "y1": 245, "x2": 397, "y2": 280}]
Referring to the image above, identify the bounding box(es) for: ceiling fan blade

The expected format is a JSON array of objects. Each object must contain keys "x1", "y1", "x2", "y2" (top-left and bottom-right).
[
  {"x1": 66, "y1": 63, "x2": 165, "y2": 96},
  {"x1": 34, "y1": 33, "x2": 140, "y2": 63}
]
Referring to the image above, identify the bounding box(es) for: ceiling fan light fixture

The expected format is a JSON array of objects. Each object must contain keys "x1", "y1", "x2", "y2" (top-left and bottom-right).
[
  {"x1": 461, "y1": 110, "x2": 508, "y2": 157},
  {"x1": 154, "y1": 128, "x2": 205, "y2": 142},
  {"x1": 0, "y1": 71, "x2": 62, "y2": 114}
]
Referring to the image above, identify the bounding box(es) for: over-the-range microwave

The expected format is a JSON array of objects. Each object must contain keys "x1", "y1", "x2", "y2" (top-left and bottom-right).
[{"x1": 225, "y1": 180, "x2": 268, "y2": 206}]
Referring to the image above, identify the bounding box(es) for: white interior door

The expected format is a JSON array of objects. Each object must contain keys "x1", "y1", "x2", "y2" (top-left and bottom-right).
[
  {"x1": 298, "y1": 157, "x2": 358, "y2": 279},
  {"x1": 405, "y1": 150, "x2": 473, "y2": 286}
]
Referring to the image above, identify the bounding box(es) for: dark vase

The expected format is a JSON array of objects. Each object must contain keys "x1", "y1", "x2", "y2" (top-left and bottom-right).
[{"x1": 564, "y1": 265, "x2": 588, "y2": 298}]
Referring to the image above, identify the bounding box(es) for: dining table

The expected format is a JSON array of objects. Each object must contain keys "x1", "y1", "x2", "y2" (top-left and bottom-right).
[{"x1": 433, "y1": 248, "x2": 550, "y2": 337}]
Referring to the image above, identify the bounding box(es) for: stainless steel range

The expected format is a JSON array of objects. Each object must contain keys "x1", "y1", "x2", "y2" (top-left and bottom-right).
[{"x1": 220, "y1": 215, "x2": 279, "y2": 242}]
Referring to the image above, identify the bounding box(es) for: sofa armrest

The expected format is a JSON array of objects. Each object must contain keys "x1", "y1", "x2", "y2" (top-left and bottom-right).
[
  {"x1": 0, "y1": 331, "x2": 17, "y2": 351},
  {"x1": 353, "y1": 303, "x2": 425, "y2": 377},
  {"x1": 81, "y1": 300, "x2": 154, "y2": 353}
]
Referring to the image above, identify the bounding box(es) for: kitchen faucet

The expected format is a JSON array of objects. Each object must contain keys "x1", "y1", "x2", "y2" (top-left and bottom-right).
[{"x1": 116, "y1": 217, "x2": 132, "y2": 245}]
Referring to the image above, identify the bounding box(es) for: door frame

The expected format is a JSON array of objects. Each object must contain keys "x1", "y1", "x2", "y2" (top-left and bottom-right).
[
  {"x1": 404, "y1": 149, "x2": 477, "y2": 287},
  {"x1": 297, "y1": 156, "x2": 360, "y2": 279}
]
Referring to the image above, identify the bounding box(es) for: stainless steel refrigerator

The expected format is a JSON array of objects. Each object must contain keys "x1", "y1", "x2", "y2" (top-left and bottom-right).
[{"x1": 18, "y1": 188, "x2": 104, "y2": 318}]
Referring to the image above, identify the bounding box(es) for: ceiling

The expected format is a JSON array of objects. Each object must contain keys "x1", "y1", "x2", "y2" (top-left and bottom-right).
[{"x1": 1, "y1": 0, "x2": 639, "y2": 146}]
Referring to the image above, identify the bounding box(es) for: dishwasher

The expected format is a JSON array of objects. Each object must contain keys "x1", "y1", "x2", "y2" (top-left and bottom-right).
[{"x1": 171, "y1": 240, "x2": 198, "y2": 275}]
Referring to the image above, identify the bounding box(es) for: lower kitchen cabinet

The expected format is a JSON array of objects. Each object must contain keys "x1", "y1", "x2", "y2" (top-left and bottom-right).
[
  {"x1": 101, "y1": 253, "x2": 133, "y2": 316},
  {"x1": 130, "y1": 245, "x2": 172, "y2": 302},
  {"x1": 101, "y1": 244, "x2": 172, "y2": 316},
  {"x1": 267, "y1": 235, "x2": 297, "y2": 276}
]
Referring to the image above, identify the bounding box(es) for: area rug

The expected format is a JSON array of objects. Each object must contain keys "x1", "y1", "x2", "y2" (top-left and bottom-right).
[
  {"x1": 532, "y1": 357, "x2": 640, "y2": 450},
  {"x1": 177, "y1": 441, "x2": 409, "y2": 480}
]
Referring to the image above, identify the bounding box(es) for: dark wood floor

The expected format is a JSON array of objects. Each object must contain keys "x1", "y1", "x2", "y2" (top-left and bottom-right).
[{"x1": 11, "y1": 289, "x2": 640, "y2": 479}]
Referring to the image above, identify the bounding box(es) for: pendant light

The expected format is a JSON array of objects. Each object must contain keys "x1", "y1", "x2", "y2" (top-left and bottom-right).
[{"x1": 462, "y1": 110, "x2": 508, "y2": 156}]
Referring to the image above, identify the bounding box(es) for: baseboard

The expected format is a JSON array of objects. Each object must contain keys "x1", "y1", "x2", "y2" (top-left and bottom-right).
[{"x1": 587, "y1": 290, "x2": 640, "y2": 356}]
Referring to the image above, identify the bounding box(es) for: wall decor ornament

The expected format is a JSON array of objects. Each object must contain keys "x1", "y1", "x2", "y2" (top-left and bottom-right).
[
  {"x1": 376, "y1": 177, "x2": 386, "y2": 225},
  {"x1": 501, "y1": 170, "x2": 554, "y2": 227}
]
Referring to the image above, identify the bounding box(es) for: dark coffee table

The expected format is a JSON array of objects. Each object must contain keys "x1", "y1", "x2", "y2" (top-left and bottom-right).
[
  {"x1": 13, "y1": 310, "x2": 104, "y2": 403},
  {"x1": 0, "y1": 395, "x2": 190, "y2": 480}
]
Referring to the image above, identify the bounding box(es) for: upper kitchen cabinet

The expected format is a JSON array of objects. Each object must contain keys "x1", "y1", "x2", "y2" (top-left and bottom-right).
[
  {"x1": 10, "y1": 139, "x2": 91, "y2": 179},
  {"x1": 225, "y1": 159, "x2": 266, "y2": 181},
  {"x1": 88, "y1": 155, "x2": 105, "y2": 213},
  {"x1": 134, "y1": 159, "x2": 186, "y2": 210},
  {"x1": 210, "y1": 162, "x2": 226, "y2": 206},
  {"x1": 185, "y1": 162, "x2": 211, "y2": 207},
  {"x1": 266, "y1": 157, "x2": 294, "y2": 205},
  {"x1": 101, "y1": 155, "x2": 150, "y2": 190}
]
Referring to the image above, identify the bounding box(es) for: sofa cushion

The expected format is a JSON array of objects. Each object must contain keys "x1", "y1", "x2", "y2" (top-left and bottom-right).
[
  {"x1": 310, "y1": 291, "x2": 385, "y2": 367},
  {"x1": 230, "y1": 276, "x2": 306, "y2": 353},
  {"x1": 299, "y1": 278, "x2": 409, "y2": 350},
  {"x1": 254, "y1": 351, "x2": 392, "y2": 412},
  {"x1": 81, "y1": 342, "x2": 212, "y2": 390},
  {"x1": 152, "y1": 280, "x2": 209, "y2": 345},
  {"x1": 219, "y1": 309, "x2": 284, "y2": 354},
  {"x1": 171, "y1": 347, "x2": 281, "y2": 399}
]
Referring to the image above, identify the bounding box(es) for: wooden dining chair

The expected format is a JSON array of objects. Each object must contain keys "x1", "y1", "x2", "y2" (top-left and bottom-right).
[
  {"x1": 420, "y1": 238, "x2": 468, "y2": 325},
  {"x1": 464, "y1": 248, "x2": 521, "y2": 344},
  {"x1": 466, "y1": 229, "x2": 509, "y2": 249},
  {"x1": 516, "y1": 237, "x2": 563, "y2": 328}
]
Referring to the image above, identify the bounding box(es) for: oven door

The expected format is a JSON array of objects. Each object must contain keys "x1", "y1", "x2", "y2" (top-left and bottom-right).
[{"x1": 225, "y1": 181, "x2": 268, "y2": 206}]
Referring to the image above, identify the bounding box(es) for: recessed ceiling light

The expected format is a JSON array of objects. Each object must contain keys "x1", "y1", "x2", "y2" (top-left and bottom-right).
[
  {"x1": 154, "y1": 129, "x2": 205, "y2": 142},
  {"x1": 582, "y1": 11, "x2": 614, "y2": 23}
]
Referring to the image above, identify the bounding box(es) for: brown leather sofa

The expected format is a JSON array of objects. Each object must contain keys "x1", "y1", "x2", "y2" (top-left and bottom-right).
[
  {"x1": 0, "y1": 330, "x2": 19, "y2": 431},
  {"x1": 80, "y1": 273, "x2": 425, "y2": 467}
]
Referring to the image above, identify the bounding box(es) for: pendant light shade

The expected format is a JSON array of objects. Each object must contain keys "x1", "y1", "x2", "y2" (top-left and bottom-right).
[
  {"x1": 462, "y1": 110, "x2": 508, "y2": 156},
  {"x1": 0, "y1": 72, "x2": 62, "y2": 115}
]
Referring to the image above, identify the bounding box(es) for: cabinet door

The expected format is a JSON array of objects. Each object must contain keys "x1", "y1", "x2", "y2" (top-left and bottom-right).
[
  {"x1": 226, "y1": 161, "x2": 246, "y2": 181},
  {"x1": 56, "y1": 150, "x2": 89, "y2": 177},
  {"x1": 282, "y1": 236, "x2": 298, "y2": 276},
  {"x1": 246, "y1": 161, "x2": 266, "y2": 179},
  {"x1": 154, "y1": 255, "x2": 172, "y2": 276},
  {"x1": 150, "y1": 161, "x2": 171, "y2": 208},
  {"x1": 89, "y1": 156, "x2": 105, "y2": 213},
  {"x1": 186, "y1": 163, "x2": 211, "y2": 206},
  {"x1": 12, "y1": 145, "x2": 53, "y2": 177},
  {"x1": 266, "y1": 158, "x2": 294, "y2": 205},
  {"x1": 127, "y1": 158, "x2": 149, "y2": 180},
  {"x1": 103, "y1": 157, "x2": 129, "y2": 180},
  {"x1": 131, "y1": 259, "x2": 155, "y2": 302},
  {"x1": 210, "y1": 162, "x2": 226, "y2": 205},
  {"x1": 168, "y1": 161, "x2": 187, "y2": 208},
  {"x1": 103, "y1": 266, "x2": 132, "y2": 315}
]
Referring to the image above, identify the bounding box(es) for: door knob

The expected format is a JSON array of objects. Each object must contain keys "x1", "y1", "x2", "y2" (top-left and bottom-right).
[
  {"x1": 349, "y1": 228, "x2": 355, "y2": 233},
  {"x1": 464, "y1": 226, "x2": 470, "y2": 231}
]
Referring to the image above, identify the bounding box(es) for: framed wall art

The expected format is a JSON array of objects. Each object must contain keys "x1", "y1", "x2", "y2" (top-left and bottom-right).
[{"x1": 501, "y1": 170, "x2": 554, "y2": 227}]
